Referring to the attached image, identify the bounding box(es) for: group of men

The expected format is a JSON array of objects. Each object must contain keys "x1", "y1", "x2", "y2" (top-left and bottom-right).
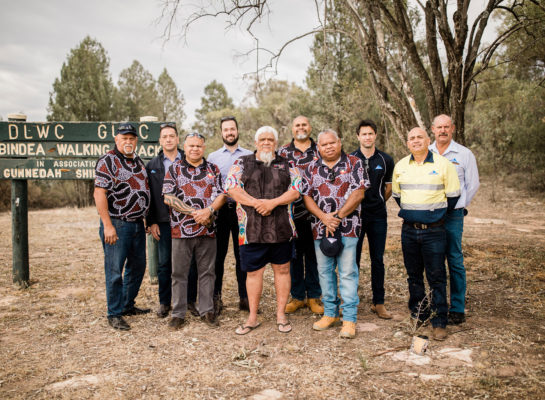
[{"x1": 94, "y1": 113, "x2": 479, "y2": 341}]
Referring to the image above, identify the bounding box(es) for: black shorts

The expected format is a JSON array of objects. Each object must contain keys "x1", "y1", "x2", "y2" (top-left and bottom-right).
[{"x1": 240, "y1": 242, "x2": 293, "y2": 272}]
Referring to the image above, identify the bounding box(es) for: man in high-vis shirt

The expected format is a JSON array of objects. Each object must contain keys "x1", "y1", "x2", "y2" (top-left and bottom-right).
[{"x1": 392, "y1": 127, "x2": 460, "y2": 341}]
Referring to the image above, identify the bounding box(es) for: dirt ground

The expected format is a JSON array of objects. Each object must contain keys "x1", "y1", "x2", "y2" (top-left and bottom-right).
[{"x1": 1, "y1": 177, "x2": 544, "y2": 399}]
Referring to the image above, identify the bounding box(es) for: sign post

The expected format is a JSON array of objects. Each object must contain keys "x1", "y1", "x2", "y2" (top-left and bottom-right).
[{"x1": 9, "y1": 114, "x2": 29, "y2": 287}]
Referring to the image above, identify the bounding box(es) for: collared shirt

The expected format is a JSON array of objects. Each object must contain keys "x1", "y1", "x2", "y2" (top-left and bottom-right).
[
  {"x1": 225, "y1": 153, "x2": 302, "y2": 245},
  {"x1": 278, "y1": 139, "x2": 320, "y2": 219},
  {"x1": 392, "y1": 151, "x2": 461, "y2": 224},
  {"x1": 94, "y1": 148, "x2": 150, "y2": 221},
  {"x1": 162, "y1": 150, "x2": 182, "y2": 176},
  {"x1": 302, "y1": 152, "x2": 370, "y2": 240},
  {"x1": 207, "y1": 145, "x2": 253, "y2": 185},
  {"x1": 429, "y1": 140, "x2": 480, "y2": 209},
  {"x1": 162, "y1": 158, "x2": 223, "y2": 239},
  {"x1": 351, "y1": 147, "x2": 394, "y2": 220}
]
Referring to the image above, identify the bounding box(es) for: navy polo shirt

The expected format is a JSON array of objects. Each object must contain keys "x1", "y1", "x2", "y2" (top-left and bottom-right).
[{"x1": 351, "y1": 148, "x2": 394, "y2": 220}]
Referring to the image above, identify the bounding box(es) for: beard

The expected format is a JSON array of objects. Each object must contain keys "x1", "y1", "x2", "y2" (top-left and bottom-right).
[
  {"x1": 122, "y1": 144, "x2": 135, "y2": 157},
  {"x1": 295, "y1": 133, "x2": 307, "y2": 140},
  {"x1": 259, "y1": 151, "x2": 274, "y2": 167},
  {"x1": 223, "y1": 135, "x2": 239, "y2": 146}
]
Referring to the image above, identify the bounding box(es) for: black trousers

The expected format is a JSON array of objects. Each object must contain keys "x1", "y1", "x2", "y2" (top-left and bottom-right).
[{"x1": 214, "y1": 203, "x2": 247, "y2": 299}]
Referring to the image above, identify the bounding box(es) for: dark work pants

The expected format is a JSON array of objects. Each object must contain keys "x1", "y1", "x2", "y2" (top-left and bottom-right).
[
  {"x1": 356, "y1": 218, "x2": 387, "y2": 305},
  {"x1": 401, "y1": 224, "x2": 448, "y2": 328},
  {"x1": 156, "y1": 222, "x2": 198, "y2": 306},
  {"x1": 290, "y1": 217, "x2": 321, "y2": 300},
  {"x1": 214, "y1": 203, "x2": 247, "y2": 299},
  {"x1": 171, "y1": 237, "x2": 216, "y2": 318}
]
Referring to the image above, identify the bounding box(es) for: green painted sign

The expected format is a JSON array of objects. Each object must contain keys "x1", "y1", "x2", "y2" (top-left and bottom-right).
[
  {"x1": 0, "y1": 121, "x2": 166, "y2": 142},
  {"x1": 0, "y1": 141, "x2": 161, "y2": 159},
  {"x1": 1, "y1": 158, "x2": 97, "y2": 180},
  {"x1": 0, "y1": 120, "x2": 171, "y2": 180}
]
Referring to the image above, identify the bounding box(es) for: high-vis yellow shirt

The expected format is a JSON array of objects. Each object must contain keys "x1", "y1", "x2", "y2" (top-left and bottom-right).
[{"x1": 392, "y1": 151, "x2": 460, "y2": 223}]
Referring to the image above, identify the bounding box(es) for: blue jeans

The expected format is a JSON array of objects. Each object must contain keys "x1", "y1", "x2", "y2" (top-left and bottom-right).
[
  {"x1": 356, "y1": 218, "x2": 387, "y2": 304},
  {"x1": 314, "y1": 237, "x2": 359, "y2": 322},
  {"x1": 291, "y1": 217, "x2": 321, "y2": 300},
  {"x1": 445, "y1": 208, "x2": 466, "y2": 313},
  {"x1": 401, "y1": 224, "x2": 448, "y2": 328},
  {"x1": 100, "y1": 219, "x2": 146, "y2": 317},
  {"x1": 156, "y1": 222, "x2": 198, "y2": 305}
]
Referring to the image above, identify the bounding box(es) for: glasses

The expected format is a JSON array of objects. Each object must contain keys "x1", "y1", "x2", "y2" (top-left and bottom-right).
[
  {"x1": 160, "y1": 122, "x2": 177, "y2": 132},
  {"x1": 220, "y1": 116, "x2": 236, "y2": 122},
  {"x1": 185, "y1": 132, "x2": 206, "y2": 141}
]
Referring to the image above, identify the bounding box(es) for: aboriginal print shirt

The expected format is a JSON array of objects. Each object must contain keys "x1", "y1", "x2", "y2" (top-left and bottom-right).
[
  {"x1": 302, "y1": 152, "x2": 370, "y2": 240},
  {"x1": 162, "y1": 158, "x2": 223, "y2": 239},
  {"x1": 278, "y1": 139, "x2": 320, "y2": 220},
  {"x1": 94, "y1": 148, "x2": 150, "y2": 222}
]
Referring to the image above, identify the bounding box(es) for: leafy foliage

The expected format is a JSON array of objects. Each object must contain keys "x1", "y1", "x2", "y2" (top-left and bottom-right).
[{"x1": 47, "y1": 36, "x2": 114, "y2": 121}]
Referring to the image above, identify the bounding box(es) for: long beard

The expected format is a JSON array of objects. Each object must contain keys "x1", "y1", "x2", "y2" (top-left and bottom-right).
[{"x1": 259, "y1": 151, "x2": 274, "y2": 167}]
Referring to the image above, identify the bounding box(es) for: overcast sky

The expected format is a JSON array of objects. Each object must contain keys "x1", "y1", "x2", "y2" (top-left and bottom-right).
[
  {"x1": 0, "y1": 0, "x2": 318, "y2": 127},
  {"x1": 0, "y1": 1, "x2": 499, "y2": 129}
]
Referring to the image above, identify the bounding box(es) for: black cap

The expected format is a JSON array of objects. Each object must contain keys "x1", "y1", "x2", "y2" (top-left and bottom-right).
[
  {"x1": 319, "y1": 228, "x2": 344, "y2": 257},
  {"x1": 117, "y1": 123, "x2": 137, "y2": 136}
]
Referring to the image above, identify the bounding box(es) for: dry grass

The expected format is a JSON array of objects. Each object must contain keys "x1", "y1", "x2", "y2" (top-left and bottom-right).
[{"x1": 1, "y1": 178, "x2": 544, "y2": 399}]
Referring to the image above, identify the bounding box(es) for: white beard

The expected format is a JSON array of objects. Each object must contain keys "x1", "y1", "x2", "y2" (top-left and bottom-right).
[
  {"x1": 296, "y1": 133, "x2": 307, "y2": 140},
  {"x1": 259, "y1": 151, "x2": 274, "y2": 167}
]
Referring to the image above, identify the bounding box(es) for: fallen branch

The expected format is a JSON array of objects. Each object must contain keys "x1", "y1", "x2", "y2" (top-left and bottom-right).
[{"x1": 372, "y1": 346, "x2": 409, "y2": 357}]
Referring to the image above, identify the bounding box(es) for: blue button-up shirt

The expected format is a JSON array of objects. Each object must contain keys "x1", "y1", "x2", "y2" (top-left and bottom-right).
[
  {"x1": 429, "y1": 140, "x2": 479, "y2": 209},
  {"x1": 163, "y1": 151, "x2": 182, "y2": 175},
  {"x1": 207, "y1": 145, "x2": 253, "y2": 185}
]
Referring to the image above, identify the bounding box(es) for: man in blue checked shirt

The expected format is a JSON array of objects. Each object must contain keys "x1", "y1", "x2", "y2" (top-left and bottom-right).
[{"x1": 430, "y1": 114, "x2": 480, "y2": 326}]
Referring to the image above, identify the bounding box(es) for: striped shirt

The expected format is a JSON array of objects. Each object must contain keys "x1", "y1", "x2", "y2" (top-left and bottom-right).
[{"x1": 392, "y1": 151, "x2": 460, "y2": 224}]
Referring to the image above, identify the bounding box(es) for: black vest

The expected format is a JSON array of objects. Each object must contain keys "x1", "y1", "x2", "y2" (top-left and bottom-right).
[{"x1": 240, "y1": 153, "x2": 293, "y2": 243}]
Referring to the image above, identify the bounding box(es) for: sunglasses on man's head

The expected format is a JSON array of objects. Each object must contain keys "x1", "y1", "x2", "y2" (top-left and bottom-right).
[
  {"x1": 185, "y1": 132, "x2": 206, "y2": 141},
  {"x1": 220, "y1": 116, "x2": 236, "y2": 122}
]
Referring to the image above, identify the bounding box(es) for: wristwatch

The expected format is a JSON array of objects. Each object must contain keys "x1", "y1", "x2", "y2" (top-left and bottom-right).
[{"x1": 208, "y1": 206, "x2": 215, "y2": 214}]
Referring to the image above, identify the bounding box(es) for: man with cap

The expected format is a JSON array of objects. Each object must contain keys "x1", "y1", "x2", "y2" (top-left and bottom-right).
[
  {"x1": 145, "y1": 122, "x2": 198, "y2": 319},
  {"x1": 392, "y1": 127, "x2": 460, "y2": 341},
  {"x1": 303, "y1": 129, "x2": 370, "y2": 339},
  {"x1": 429, "y1": 114, "x2": 480, "y2": 325},
  {"x1": 207, "y1": 116, "x2": 253, "y2": 314},
  {"x1": 163, "y1": 132, "x2": 226, "y2": 329},
  {"x1": 94, "y1": 123, "x2": 151, "y2": 331},
  {"x1": 279, "y1": 115, "x2": 324, "y2": 315},
  {"x1": 226, "y1": 126, "x2": 302, "y2": 335}
]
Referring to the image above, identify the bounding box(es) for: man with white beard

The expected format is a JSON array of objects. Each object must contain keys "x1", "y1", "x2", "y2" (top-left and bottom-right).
[{"x1": 226, "y1": 126, "x2": 302, "y2": 335}]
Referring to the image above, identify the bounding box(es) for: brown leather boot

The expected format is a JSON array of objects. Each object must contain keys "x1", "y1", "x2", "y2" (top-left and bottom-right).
[
  {"x1": 432, "y1": 326, "x2": 448, "y2": 341},
  {"x1": 285, "y1": 298, "x2": 306, "y2": 314},
  {"x1": 339, "y1": 321, "x2": 356, "y2": 339},
  {"x1": 307, "y1": 298, "x2": 324, "y2": 314},
  {"x1": 371, "y1": 304, "x2": 393, "y2": 319},
  {"x1": 312, "y1": 316, "x2": 341, "y2": 331}
]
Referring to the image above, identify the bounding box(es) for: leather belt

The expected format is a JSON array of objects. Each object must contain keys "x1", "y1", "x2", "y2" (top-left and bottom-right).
[{"x1": 403, "y1": 219, "x2": 444, "y2": 230}]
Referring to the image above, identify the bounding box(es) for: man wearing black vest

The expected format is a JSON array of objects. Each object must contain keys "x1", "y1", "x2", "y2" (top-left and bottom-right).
[
  {"x1": 226, "y1": 126, "x2": 302, "y2": 335},
  {"x1": 351, "y1": 119, "x2": 395, "y2": 319}
]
